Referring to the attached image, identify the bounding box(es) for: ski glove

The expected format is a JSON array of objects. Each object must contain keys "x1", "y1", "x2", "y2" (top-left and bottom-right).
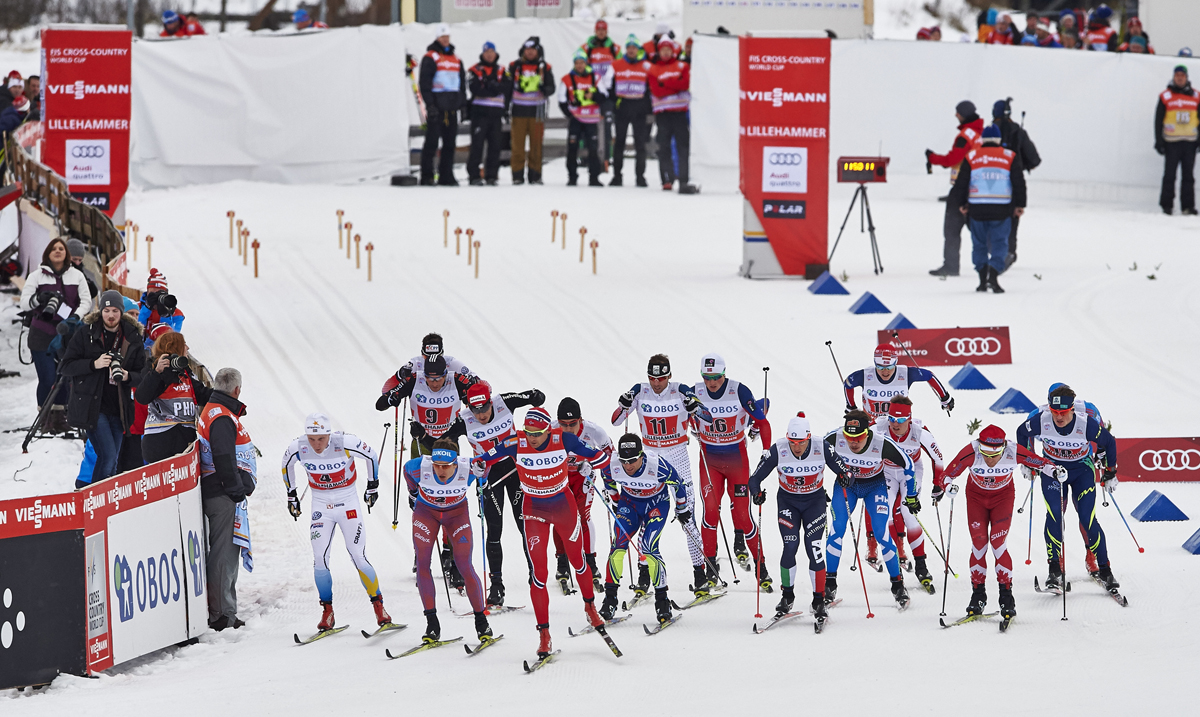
[
  {"x1": 529, "y1": 388, "x2": 546, "y2": 407},
  {"x1": 931, "y1": 484, "x2": 945, "y2": 504},
  {"x1": 364, "y1": 480, "x2": 379, "y2": 509},
  {"x1": 618, "y1": 390, "x2": 635, "y2": 409},
  {"x1": 471, "y1": 459, "x2": 486, "y2": 479},
  {"x1": 1052, "y1": 466, "x2": 1067, "y2": 482},
  {"x1": 287, "y1": 489, "x2": 302, "y2": 520},
  {"x1": 682, "y1": 393, "x2": 702, "y2": 414},
  {"x1": 1100, "y1": 467, "x2": 1118, "y2": 492},
  {"x1": 606, "y1": 486, "x2": 620, "y2": 504},
  {"x1": 904, "y1": 494, "x2": 921, "y2": 514},
  {"x1": 676, "y1": 509, "x2": 692, "y2": 525},
  {"x1": 752, "y1": 490, "x2": 767, "y2": 506},
  {"x1": 836, "y1": 473, "x2": 855, "y2": 488},
  {"x1": 748, "y1": 424, "x2": 760, "y2": 441},
  {"x1": 940, "y1": 396, "x2": 955, "y2": 413}
]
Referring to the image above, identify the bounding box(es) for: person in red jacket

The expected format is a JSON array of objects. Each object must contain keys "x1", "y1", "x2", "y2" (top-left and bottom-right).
[
  {"x1": 648, "y1": 39, "x2": 698, "y2": 194},
  {"x1": 925, "y1": 100, "x2": 984, "y2": 277},
  {"x1": 985, "y1": 14, "x2": 1015, "y2": 44}
]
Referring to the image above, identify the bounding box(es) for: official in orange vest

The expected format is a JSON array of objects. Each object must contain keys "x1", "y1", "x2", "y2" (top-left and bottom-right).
[
  {"x1": 609, "y1": 35, "x2": 652, "y2": 187},
  {"x1": 582, "y1": 19, "x2": 619, "y2": 168},
  {"x1": 557, "y1": 49, "x2": 610, "y2": 186},
  {"x1": 418, "y1": 24, "x2": 467, "y2": 186},
  {"x1": 948, "y1": 125, "x2": 1026, "y2": 294},
  {"x1": 508, "y1": 37, "x2": 555, "y2": 185},
  {"x1": 467, "y1": 41, "x2": 511, "y2": 186},
  {"x1": 1083, "y1": 5, "x2": 1118, "y2": 52},
  {"x1": 1156, "y1": 65, "x2": 1199, "y2": 215},
  {"x1": 927, "y1": 100, "x2": 984, "y2": 277}
]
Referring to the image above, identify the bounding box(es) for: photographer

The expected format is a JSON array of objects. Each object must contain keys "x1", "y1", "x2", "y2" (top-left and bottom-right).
[
  {"x1": 18, "y1": 237, "x2": 92, "y2": 408},
  {"x1": 136, "y1": 330, "x2": 212, "y2": 463},
  {"x1": 60, "y1": 291, "x2": 147, "y2": 485},
  {"x1": 137, "y1": 270, "x2": 184, "y2": 349}
]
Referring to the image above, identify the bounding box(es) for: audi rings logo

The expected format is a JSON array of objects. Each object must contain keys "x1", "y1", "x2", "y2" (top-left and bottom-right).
[
  {"x1": 71, "y1": 145, "x2": 106, "y2": 159},
  {"x1": 1139, "y1": 449, "x2": 1200, "y2": 471},
  {"x1": 768, "y1": 152, "x2": 804, "y2": 166},
  {"x1": 944, "y1": 337, "x2": 1002, "y2": 357}
]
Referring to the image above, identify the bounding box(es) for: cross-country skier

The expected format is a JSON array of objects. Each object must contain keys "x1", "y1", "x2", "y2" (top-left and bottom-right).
[
  {"x1": 873, "y1": 397, "x2": 944, "y2": 592},
  {"x1": 554, "y1": 397, "x2": 614, "y2": 592},
  {"x1": 842, "y1": 343, "x2": 954, "y2": 419},
  {"x1": 1016, "y1": 385, "x2": 1120, "y2": 593},
  {"x1": 477, "y1": 406, "x2": 608, "y2": 659},
  {"x1": 460, "y1": 381, "x2": 545, "y2": 607},
  {"x1": 936, "y1": 424, "x2": 1063, "y2": 620},
  {"x1": 749, "y1": 413, "x2": 829, "y2": 623},
  {"x1": 598, "y1": 433, "x2": 690, "y2": 625},
  {"x1": 610, "y1": 354, "x2": 711, "y2": 596},
  {"x1": 822, "y1": 411, "x2": 916, "y2": 609},
  {"x1": 281, "y1": 414, "x2": 390, "y2": 632},
  {"x1": 693, "y1": 353, "x2": 774, "y2": 591},
  {"x1": 403, "y1": 437, "x2": 494, "y2": 645}
]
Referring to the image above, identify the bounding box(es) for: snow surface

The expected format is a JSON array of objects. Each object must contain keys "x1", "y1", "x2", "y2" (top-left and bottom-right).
[{"x1": 2, "y1": 159, "x2": 1198, "y2": 712}]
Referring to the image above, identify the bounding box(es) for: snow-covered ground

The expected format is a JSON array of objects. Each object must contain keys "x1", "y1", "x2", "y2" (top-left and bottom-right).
[{"x1": 2, "y1": 157, "x2": 1198, "y2": 712}]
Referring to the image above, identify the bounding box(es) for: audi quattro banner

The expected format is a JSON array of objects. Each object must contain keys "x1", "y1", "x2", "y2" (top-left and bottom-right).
[
  {"x1": 879, "y1": 327, "x2": 1012, "y2": 367},
  {"x1": 739, "y1": 36, "x2": 830, "y2": 278},
  {"x1": 0, "y1": 492, "x2": 87, "y2": 689},
  {"x1": 82, "y1": 444, "x2": 207, "y2": 673},
  {"x1": 1115, "y1": 437, "x2": 1200, "y2": 482},
  {"x1": 41, "y1": 25, "x2": 132, "y2": 219}
]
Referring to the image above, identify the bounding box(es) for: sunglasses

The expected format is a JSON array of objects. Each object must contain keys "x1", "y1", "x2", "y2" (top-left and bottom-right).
[
  {"x1": 559, "y1": 418, "x2": 581, "y2": 427},
  {"x1": 979, "y1": 446, "x2": 1004, "y2": 457},
  {"x1": 647, "y1": 374, "x2": 669, "y2": 381},
  {"x1": 701, "y1": 373, "x2": 725, "y2": 381},
  {"x1": 469, "y1": 403, "x2": 491, "y2": 414},
  {"x1": 875, "y1": 364, "x2": 896, "y2": 371},
  {"x1": 888, "y1": 415, "x2": 911, "y2": 424},
  {"x1": 618, "y1": 454, "x2": 642, "y2": 464},
  {"x1": 843, "y1": 428, "x2": 868, "y2": 438}
]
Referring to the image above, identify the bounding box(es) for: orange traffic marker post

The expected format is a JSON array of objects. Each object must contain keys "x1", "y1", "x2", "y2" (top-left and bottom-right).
[
  {"x1": 337, "y1": 209, "x2": 344, "y2": 249},
  {"x1": 473, "y1": 241, "x2": 480, "y2": 279},
  {"x1": 242, "y1": 230, "x2": 249, "y2": 266},
  {"x1": 227, "y1": 211, "x2": 235, "y2": 248},
  {"x1": 355, "y1": 234, "x2": 362, "y2": 269},
  {"x1": 551, "y1": 210, "x2": 558, "y2": 243},
  {"x1": 455, "y1": 227, "x2": 462, "y2": 255},
  {"x1": 466, "y1": 229, "x2": 474, "y2": 265},
  {"x1": 560, "y1": 213, "x2": 567, "y2": 249},
  {"x1": 366, "y1": 242, "x2": 374, "y2": 281},
  {"x1": 132, "y1": 223, "x2": 139, "y2": 261},
  {"x1": 146, "y1": 235, "x2": 154, "y2": 269},
  {"x1": 236, "y1": 219, "x2": 243, "y2": 255},
  {"x1": 579, "y1": 226, "x2": 587, "y2": 262},
  {"x1": 251, "y1": 239, "x2": 260, "y2": 278},
  {"x1": 590, "y1": 239, "x2": 598, "y2": 274},
  {"x1": 344, "y1": 222, "x2": 352, "y2": 259},
  {"x1": 443, "y1": 209, "x2": 450, "y2": 247}
]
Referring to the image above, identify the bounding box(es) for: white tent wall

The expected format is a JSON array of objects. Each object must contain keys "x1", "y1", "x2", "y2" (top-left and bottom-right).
[
  {"x1": 691, "y1": 37, "x2": 1200, "y2": 201},
  {"x1": 130, "y1": 25, "x2": 410, "y2": 187}
]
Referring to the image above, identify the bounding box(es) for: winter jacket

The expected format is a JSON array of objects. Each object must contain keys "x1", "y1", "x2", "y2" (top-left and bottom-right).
[
  {"x1": 19, "y1": 263, "x2": 93, "y2": 352},
  {"x1": 928, "y1": 116, "x2": 985, "y2": 169},
  {"x1": 647, "y1": 57, "x2": 690, "y2": 113},
  {"x1": 948, "y1": 146, "x2": 1026, "y2": 222},
  {"x1": 994, "y1": 116, "x2": 1041, "y2": 171},
  {"x1": 468, "y1": 57, "x2": 512, "y2": 119},
  {"x1": 135, "y1": 355, "x2": 213, "y2": 434},
  {"x1": 1155, "y1": 81, "x2": 1200, "y2": 150},
  {"x1": 419, "y1": 41, "x2": 466, "y2": 112},
  {"x1": 60, "y1": 312, "x2": 147, "y2": 432},
  {"x1": 508, "y1": 51, "x2": 555, "y2": 119},
  {"x1": 137, "y1": 291, "x2": 185, "y2": 349},
  {"x1": 199, "y1": 390, "x2": 255, "y2": 500}
]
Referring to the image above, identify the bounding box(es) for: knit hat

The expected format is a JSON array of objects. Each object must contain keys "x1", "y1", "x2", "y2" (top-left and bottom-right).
[
  {"x1": 435, "y1": 23, "x2": 451, "y2": 38},
  {"x1": 524, "y1": 407, "x2": 552, "y2": 433},
  {"x1": 657, "y1": 37, "x2": 679, "y2": 54},
  {"x1": 982, "y1": 124, "x2": 1002, "y2": 144},
  {"x1": 916, "y1": 27, "x2": 932, "y2": 40},
  {"x1": 595, "y1": 19, "x2": 607, "y2": 30},
  {"x1": 1175, "y1": 64, "x2": 1189, "y2": 75},
  {"x1": 873, "y1": 343, "x2": 898, "y2": 368},
  {"x1": 625, "y1": 33, "x2": 640, "y2": 48},
  {"x1": 482, "y1": 40, "x2": 496, "y2": 53},
  {"x1": 1131, "y1": 36, "x2": 1147, "y2": 48},
  {"x1": 148, "y1": 322, "x2": 173, "y2": 342},
  {"x1": 66, "y1": 238, "x2": 86, "y2": 258},
  {"x1": 617, "y1": 433, "x2": 643, "y2": 461},
  {"x1": 955, "y1": 100, "x2": 976, "y2": 118},
  {"x1": 655, "y1": 22, "x2": 670, "y2": 35},
  {"x1": 992, "y1": 99, "x2": 1009, "y2": 118},
  {"x1": 99, "y1": 290, "x2": 124, "y2": 311},
  {"x1": 293, "y1": 8, "x2": 310, "y2": 23},
  {"x1": 466, "y1": 381, "x2": 491, "y2": 410},
  {"x1": 304, "y1": 412, "x2": 332, "y2": 435},
  {"x1": 6, "y1": 72, "x2": 23, "y2": 89},
  {"x1": 147, "y1": 270, "x2": 168, "y2": 293},
  {"x1": 699, "y1": 352, "x2": 725, "y2": 378},
  {"x1": 162, "y1": 10, "x2": 179, "y2": 24},
  {"x1": 978, "y1": 425, "x2": 1006, "y2": 451},
  {"x1": 573, "y1": 48, "x2": 588, "y2": 63},
  {"x1": 786, "y1": 413, "x2": 811, "y2": 440},
  {"x1": 12, "y1": 95, "x2": 29, "y2": 113},
  {"x1": 557, "y1": 397, "x2": 581, "y2": 421},
  {"x1": 423, "y1": 354, "x2": 447, "y2": 376}
]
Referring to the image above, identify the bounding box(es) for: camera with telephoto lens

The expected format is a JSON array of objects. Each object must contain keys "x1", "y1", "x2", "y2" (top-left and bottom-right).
[
  {"x1": 37, "y1": 291, "x2": 64, "y2": 320},
  {"x1": 167, "y1": 354, "x2": 189, "y2": 373},
  {"x1": 108, "y1": 351, "x2": 126, "y2": 384},
  {"x1": 155, "y1": 292, "x2": 178, "y2": 313}
]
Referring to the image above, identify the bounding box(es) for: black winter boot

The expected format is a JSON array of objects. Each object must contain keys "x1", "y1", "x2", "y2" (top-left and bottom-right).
[
  {"x1": 599, "y1": 582, "x2": 620, "y2": 621},
  {"x1": 966, "y1": 583, "x2": 987, "y2": 616},
  {"x1": 987, "y1": 266, "x2": 1005, "y2": 293},
  {"x1": 654, "y1": 589, "x2": 673, "y2": 624},
  {"x1": 976, "y1": 267, "x2": 989, "y2": 292},
  {"x1": 998, "y1": 584, "x2": 1016, "y2": 619}
]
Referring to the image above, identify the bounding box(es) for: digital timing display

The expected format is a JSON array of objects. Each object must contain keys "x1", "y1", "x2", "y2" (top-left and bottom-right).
[{"x1": 836, "y1": 156, "x2": 889, "y2": 183}]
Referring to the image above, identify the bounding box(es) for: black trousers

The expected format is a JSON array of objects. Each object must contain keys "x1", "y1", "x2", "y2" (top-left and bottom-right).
[
  {"x1": 567, "y1": 119, "x2": 601, "y2": 181},
  {"x1": 942, "y1": 202, "x2": 967, "y2": 273},
  {"x1": 1008, "y1": 213, "x2": 1021, "y2": 257},
  {"x1": 1161, "y1": 141, "x2": 1197, "y2": 211},
  {"x1": 142, "y1": 424, "x2": 196, "y2": 464},
  {"x1": 481, "y1": 467, "x2": 532, "y2": 580},
  {"x1": 421, "y1": 107, "x2": 458, "y2": 183},
  {"x1": 655, "y1": 111, "x2": 690, "y2": 186},
  {"x1": 467, "y1": 112, "x2": 503, "y2": 181},
  {"x1": 613, "y1": 109, "x2": 650, "y2": 180}
]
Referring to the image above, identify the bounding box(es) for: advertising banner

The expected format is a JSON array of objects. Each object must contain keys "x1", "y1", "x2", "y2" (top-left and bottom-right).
[
  {"x1": 879, "y1": 327, "x2": 1013, "y2": 367},
  {"x1": 40, "y1": 25, "x2": 132, "y2": 218},
  {"x1": 739, "y1": 36, "x2": 830, "y2": 278},
  {"x1": 1115, "y1": 437, "x2": 1200, "y2": 482}
]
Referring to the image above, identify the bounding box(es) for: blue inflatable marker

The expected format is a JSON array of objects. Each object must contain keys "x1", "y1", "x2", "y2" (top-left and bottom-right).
[
  {"x1": 885, "y1": 313, "x2": 916, "y2": 330},
  {"x1": 1184, "y1": 528, "x2": 1200, "y2": 555},
  {"x1": 808, "y1": 271, "x2": 850, "y2": 295},
  {"x1": 948, "y1": 362, "x2": 995, "y2": 390},
  {"x1": 1131, "y1": 490, "x2": 1189, "y2": 522},
  {"x1": 848, "y1": 292, "x2": 889, "y2": 314},
  {"x1": 989, "y1": 388, "x2": 1036, "y2": 414}
]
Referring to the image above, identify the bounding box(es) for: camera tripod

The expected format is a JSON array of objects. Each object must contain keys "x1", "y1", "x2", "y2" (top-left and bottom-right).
[{"x1": 828, "y1": 183, "x2": 883, "y2": 275}]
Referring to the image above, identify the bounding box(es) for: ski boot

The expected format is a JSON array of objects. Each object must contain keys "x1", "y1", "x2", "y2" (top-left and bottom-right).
[
  {"x1": 890, "y1": 576, "x2": 910, "y2": 609},
  {"x1": 536, "y1": 623, "x2": 552, "y2": 658},
  {"x1": 896, "y1": 535, "x2": 911, "y2": 572},
  {"x1": 487, "y1": 573, "x2": 505, "y2": 608},
  {"x1": 1096, "y1": 565, "x2": 1120, "y2": 591},
  {"x1": 703, "y1": 560, "x2": 721, "y2": 590},
  {"x1": 824, "y1": 573, "x2": 838, "y2": 604},
  {"x1": 474, "y1": 611, "x2": 493, "y2": 641},
  {"x1": 966, "y1": 583, "x2": 987, "y2": 617},
  {"x1": 733, "y1": 530, "x2": 751, "y2": 569},
  {"x1": 555, "y1": 553, "x2": 571, "y2": 583},
  {"x1": 811, "y1": 592, "x2": 828, "y2": 620},
  {"x1": 692, "y1": 565, "x2": 711, "y2": 597},
  {"x1": 998, "y1": 583, "x2": 1016, "y2": 620},
  {"x1": 443, "y1": 547, "x2": 465, "y2": 592},
  {"x1": 756, "y1": 560, "x2": 774, "y2": 593},
  {"x1": 599, "y1": 582, "x2": 620, "y2": 621},
  {"x1": 582, "y1": 597, "x2": 605, "y2": 630},
  {"x1": 654, "y1": 589, "x2": 673, "y2": 625},
  {"x1": 1045, "y1": 559, "x2": 1066, "y2": 592},
  {"x1": 422, "y1": 609, "x2": 440, "y2": 643},
  {"x1": 865, "y1": 532, "x2": 882, "y2": 571},
  {"x1": 775, "y1": 586, "x2": 795, "y2": 618},
  {"x1": 371, "y1": 594, "x2": 391, "y2": 626},
  {"x1": 317, "y1": 601, "x2": 335, "y2": 632},
  {"x1": 586, "y1": 552, "x2": 603, "y2": 591},
  {"x1": 634, "y1": 562, "x2": 651, "y2": 597},
  {"x1": 914, "y1": 555, "x2": 935, "y2": 593}
]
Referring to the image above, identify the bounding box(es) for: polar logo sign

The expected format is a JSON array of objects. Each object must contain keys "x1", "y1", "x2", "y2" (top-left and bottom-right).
[
  {"x1": 1139, "y1": 449, "x2": 1200, "y2": 471},
  {"x1": 113, "y1": 550, "x2": 184, "y2": 622},
  {"x1": 944, "y1": 338, "x2": 1002, "y2": 357},
  {"x1": 762, "y1": 145, "x2": 807, "y2": 194},
  {"x1": 763, "y1": 200, "x2": 806, "y2": 219}
]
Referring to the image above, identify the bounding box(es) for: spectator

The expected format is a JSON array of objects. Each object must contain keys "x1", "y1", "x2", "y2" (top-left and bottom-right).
[
  {"x1": 508, "y1": 37, "x2": 554, "y2": 186},
  {"x1": 976, "y1": 8, "x2": 997, "y2": 43},
  {"x1": 1034, "y1": 20, "x2": 1062, "y2": 48},
  {"x1": 293, "y1": 8, "x2": 328, "y2": 30},
  {"x1": 992, "y1": 99, "x2": 1040, "y2": 270},
  {"x1": 19, "y1": 238, "x2": 92, "y2": 408},
  {"x1": 197, "y1": 367, "x2": 256, "y2": 631},
  {"x1": 1061, "y1": 29, "x2": 1081, "y2": 49},
  {"x1": 610, "y1": 35, "x2": 652, "y2": 187},
  {"x1": 136, "y1": 330, "x2": 212, "y2": 463},
  {"x1": 1084, "y1": 5, "x2": 1117, "y2": 51},
  {"x1": 1, "y1": 74, "x2": 30, "y2": 177},
  {"x1": 929, "y1": 26, "x2": 942, "y2": 41},
  {"x1": 648, "y1": 38, "x2": 697, "y2": 194},
  {"x1": 184, "y1": 13, "x2": 206, "y2": 35},
  {"x1": 160, "y1": 11, "x2": 186, "y2": 37},
  {"x1": 137, "y1": 269, "x2": 184, "y2": 349},
  {"x1": 1156, "y1": 65, "x2": 1199, "y2": 215},
  {"x1": 466, "y1": 41, "x2": 510, "y2": 186},
  {"x1": 1117, "y1": 17, "x2": 1153, "y2": 53},
  {"x1": 61, "y1": 290, "x2": 146, "y2": 485},
  {"x1": 985, "y1": 14, "x2": 1016, "y2": 45},
  {"x1": 1181, "y1": 48, "x2": 1194, "y2": 58},
  {"x1": 418, "y1": 25, "x2": 465, "y2": 186},
  {"x1": 24, "y1": 74, "x2": 39, "y2": 120},
  {"x1": 65, "y1": 239, "x2": 100, "y2": 300},
  {"x1": 949, "y1": 124, "x2": 1025, "y2": 295},
  {"x1": 558, "y1": 49, "x2": 609, "y2": 187},
  {"x1": 1019, "y1": 14, "x2": 1039, "y2": 45},
  {"x1": 916, "y1": 27, "x2": 933, "y2": 41},
  {"x1": 925, "y1": 100, "x2": 984, "y2": 277},
  {"x1": 1124, "y1": 36, "x2": 1149, "y2": 54},
  {"x1": 644, "y1": 22, "x2": 675, "y2": 63},
  {"x1": 582, "y1": 20, "x2": 618, "y2": 168}
]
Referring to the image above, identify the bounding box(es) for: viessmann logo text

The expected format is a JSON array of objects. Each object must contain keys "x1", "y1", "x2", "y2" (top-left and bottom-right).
[
  {"x1": 740, "y1": 88, "x2": 827, "y2": 108},
  {"x1": 47, "y1": 82, "x2": 130, "y2": 100}
]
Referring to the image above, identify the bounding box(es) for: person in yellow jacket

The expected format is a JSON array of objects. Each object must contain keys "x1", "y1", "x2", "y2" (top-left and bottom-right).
[{"x1": 1156, "y1": 65, "x2": 1199, "y2": 215}]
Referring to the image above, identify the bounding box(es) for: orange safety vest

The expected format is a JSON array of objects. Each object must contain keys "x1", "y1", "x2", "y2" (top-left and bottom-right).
[
  {"x1": 196, "y1": 402, "x2": 255, "y2": 477},
  {"x1": 611, "y1": 56, "x2": 650, "y2": 100},
  {"x1": 563, "y1": 72, "x2": 601, "y2": 123},
  {"x1": 426, "y1": 50, "x2": 463, "y2": 93},
  {"x1": 584, "y1": 39, "x2": 618, "y2": 77},
  {"x1": 949, "y1": 124, "x2": 984, "y2": 184},
  {"x1": 1161, "y1": 89, "x2": 1200, "y2": 142},
  {"x1": 966, "y1": 145, "x2": 1015, "y2": 204},
  {"x1": 1084, "y1": 26, "x2": 1114, "y2": 51}
]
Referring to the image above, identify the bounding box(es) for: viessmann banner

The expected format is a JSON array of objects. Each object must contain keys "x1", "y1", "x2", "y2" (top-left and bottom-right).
[
  {"x1": 40, "y1": 25, "x2": 132, "y2": 218},
  {"x1": 880, "y1": 327, "x2": 1013, "y2": 366},
  {"x1": 739, "y1": 36, "x2": 830, "y2": 277}
]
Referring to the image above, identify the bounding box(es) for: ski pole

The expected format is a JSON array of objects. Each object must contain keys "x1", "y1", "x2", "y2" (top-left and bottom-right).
[
  {"x1": 754, "y1": 501, "x2": 764, "y2": 619},
  {"x1": 851, "y1": 502, "x2": 863, "y2": 572},
  {"x1": 889, "y1": 330, "x2": 951, "y2": 417},
  {"x1": 699, "y1": 447, "x2": 740, "y2": 584},
  {"x1": 912, "y1": 511, "x2": 956, "y2": 578},
  {"x1": 435, "y1": 535, "x2": 454, "y2": 610},
  {"x1": 392, "y1": 403, "x2": 402, "y2": 529},
  {"x1": 476, "y1": 483, "x2": 489, "y2": 600},
  {"x1": 841, "y1": 486, "x2": 873, "y2": 618},
  {"x1": 1106, "y1": 488, "x2": 1144, "y2": 553},
  {"x1": 369, "y1": 422, "x2": 391, "y2": 515},
  {"x1": 1024, "y1": 478, "x2": 1035, "y2": 565},
  {"x1": 939, "y1": 484, "x2": 959, "y2": 617},
  {"x1": 1016, "y1": 477, "x2": 1035, "y2": 514},
  {"x1": 1060, "y1": 486, "x2": 1067, "y2": 621}
]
